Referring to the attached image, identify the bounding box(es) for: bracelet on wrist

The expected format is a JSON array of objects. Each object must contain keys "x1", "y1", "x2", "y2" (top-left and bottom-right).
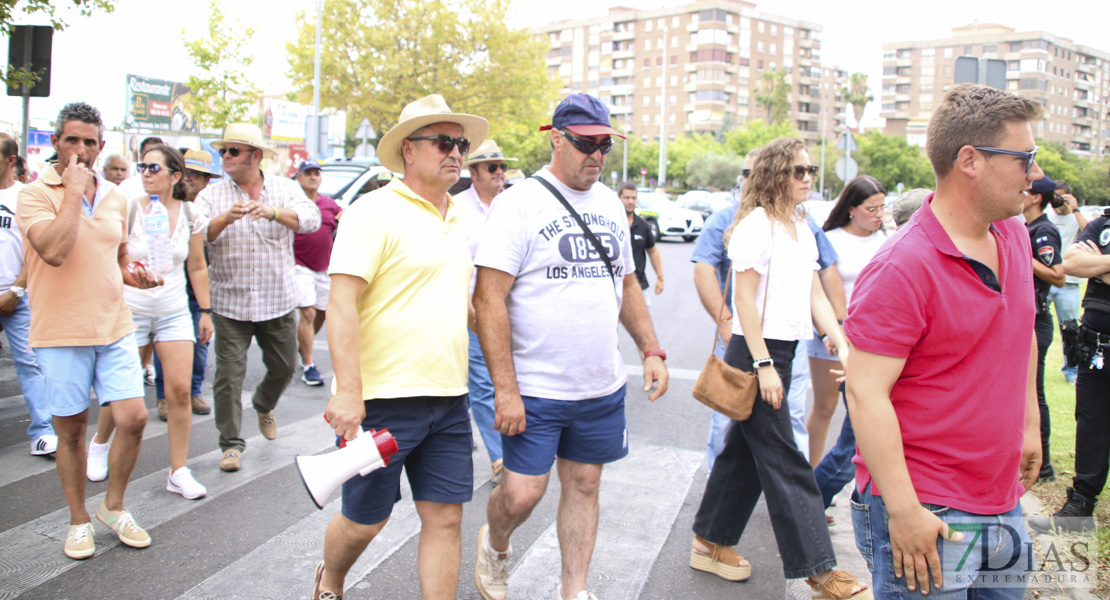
[
  {"x1": 198, "y1": 308, "x2": 213, "y2": 314},
  {"x1": 270, "y1": 207, "x2": 279, "y2": 221}
]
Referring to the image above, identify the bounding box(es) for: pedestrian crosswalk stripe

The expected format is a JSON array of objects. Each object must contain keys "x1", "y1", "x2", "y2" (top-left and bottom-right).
[
  {"x1": 625, "y1": 363, "x2": 701, "y2": 381},
  {"x1": 0, "y1": 415, "x2": 335, "y2": 600},
  {"x1": 504, "y1": 443, "x2": 702, "y2": 599}
]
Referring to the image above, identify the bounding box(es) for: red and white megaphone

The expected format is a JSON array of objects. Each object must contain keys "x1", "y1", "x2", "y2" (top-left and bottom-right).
[{"x1": 296, "y1": 417, "x2": 399, "y2": 509}]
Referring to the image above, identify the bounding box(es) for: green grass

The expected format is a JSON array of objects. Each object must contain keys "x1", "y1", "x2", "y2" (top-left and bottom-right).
[{"x1": 1033, "y1": 291, "x2": 1110, "y2": 596}]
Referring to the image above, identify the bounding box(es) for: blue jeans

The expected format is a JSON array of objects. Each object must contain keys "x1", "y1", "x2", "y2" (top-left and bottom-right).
[
  {"x1": 814, "y1": 390, "x2": 855, "y2": 509},
  {"x1": 1047, "y1": 283, "x2": 1080, "y2": 381},
  {"x1": 467, "y1": 328, "x2": 502, "y2": 464},
  {"x1": 154, "y1": 297, "x2": 208, "y2": 399},
  {"x1": 0, "y1": 295, "x2": 53, "y2": 441},
  {"x1": 852, "y1": 484, "x2": 1029, "y2": 599},
  {"x1": 705, "y1": 336, "x2": 809, "y2": 472}
]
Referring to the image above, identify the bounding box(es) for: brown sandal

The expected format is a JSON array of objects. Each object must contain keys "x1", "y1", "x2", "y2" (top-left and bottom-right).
[
  {"x1": 805, "y1": 570, "x2": 872, "y2": 600},
  {"x1": 689, "y1": 535, "x2": 752, "y2": 581}
]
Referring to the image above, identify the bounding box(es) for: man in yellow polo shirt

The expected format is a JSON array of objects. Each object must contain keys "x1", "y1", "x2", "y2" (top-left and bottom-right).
[{"x1": 309, "y1": 95, "x2": 487, "y2": 600}]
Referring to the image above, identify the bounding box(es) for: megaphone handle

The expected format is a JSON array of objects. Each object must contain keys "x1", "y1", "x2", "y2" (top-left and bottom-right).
[{"x1": 323, "y1": 412, "x2": 363, "y2": 448}]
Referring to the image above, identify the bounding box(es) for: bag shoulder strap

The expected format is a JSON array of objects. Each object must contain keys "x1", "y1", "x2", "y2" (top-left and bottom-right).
[
  {"x1": 127, "y1": 197, "x2": 139, "y2": 235},
  {"x1": 529, "y1": 175, "x2": 617, "y2": 285}
]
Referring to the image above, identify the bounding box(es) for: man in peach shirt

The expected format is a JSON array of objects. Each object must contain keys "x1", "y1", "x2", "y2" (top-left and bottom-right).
[{"x1": 18, "y1": 102, "x2": 162, "y2": 560}]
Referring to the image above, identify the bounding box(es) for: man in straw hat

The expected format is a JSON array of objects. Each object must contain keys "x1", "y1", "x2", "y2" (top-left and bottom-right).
[
  {"x1": 311, "y1": 94, "x2": 486, "y2": 600},
  {"x1": 456, "y1": 138, "x2": 518, "y2": 488},
  {"x1": 473, "y1": 93, "x2": 668, "y2": 600},
  {"x1": 194, "y1": 123, "x2": 321, "y2": 473}
]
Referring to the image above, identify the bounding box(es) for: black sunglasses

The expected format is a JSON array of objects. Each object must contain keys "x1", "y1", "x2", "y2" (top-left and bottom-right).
[
  {"x1": 741, "y1": 168, "x2": 752, "y2": 178},
  {"x1": 956, "y1": 146, "x2": 1039, "y2": 173},
  {"x1": 407, "y1": 134, "x2": 470, "y2": 156},
  {"x1": 793, "y1": 165, "x2": 819, "y2": 180},
  {"x1": 561, "y1": 130, "x2": 613, "y2": 156},
  {"x1": 136, "y1": 163, "x2": 171, "y2": 175},
  {"x1": 218, "y1": 146, "x2": 253, "y2": 158},
  {"x1": 484, "y1": 163, "x2": 509, "y2": 174}
]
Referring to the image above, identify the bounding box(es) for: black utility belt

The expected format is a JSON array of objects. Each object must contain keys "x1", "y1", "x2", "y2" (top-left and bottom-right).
[
  {"x1": 1062, "y1": 319, "x2": 1109, "y2": 371},
  {"x1": 1081, "y1": 328, "x2": 1110, "y2": 346}
]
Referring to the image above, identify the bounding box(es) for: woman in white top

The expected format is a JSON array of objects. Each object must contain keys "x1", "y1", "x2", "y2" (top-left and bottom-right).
[
  {"x1": 806, "y1": 175, "x2": 888, "y2": 465},
  {"x1": 689, "y1": 138, "x2": 870, "y2": 600},
  {"x1": 88, "y1": 145, "x2": 213, "y2": 499}
]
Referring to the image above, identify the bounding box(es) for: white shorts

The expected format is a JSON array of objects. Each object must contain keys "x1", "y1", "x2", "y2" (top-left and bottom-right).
[
  {"x1": 132, "y1": 305, "x2": 195, "y2": 347},
  {"x1": 295, "y1": 265, "x2": 330, "y2": 311}
]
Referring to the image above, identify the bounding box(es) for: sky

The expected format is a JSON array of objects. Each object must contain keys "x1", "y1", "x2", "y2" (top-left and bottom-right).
[{"x1": 0, "y1": 0, "x2": 1102, "y2": 139}]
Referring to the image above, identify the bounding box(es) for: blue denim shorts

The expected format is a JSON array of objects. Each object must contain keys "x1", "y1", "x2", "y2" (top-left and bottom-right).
[
  {"x1": 341, "y1": 395, "x2": 473, "y2": 526},
  {"x1": 502, "y1": 385, "x2": 629, "y2": 477},
  {"x1": 851, "y1": 483, "x2": 1030, "y2": 599},
  {"x1": 807, "y1": 335, "x2": 837, "y2": 361},
  {"x1": 36, "y1": 333, "x2": 146, "y2": 417}
]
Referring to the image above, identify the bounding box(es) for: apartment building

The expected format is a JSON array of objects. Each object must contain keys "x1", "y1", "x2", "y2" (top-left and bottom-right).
[
  {"x1": 881, "y1": 23, "x2": 1110, "y2": 157},
  {"x1": 534, "y1": 0, "x2": 850, "y2": 146}
]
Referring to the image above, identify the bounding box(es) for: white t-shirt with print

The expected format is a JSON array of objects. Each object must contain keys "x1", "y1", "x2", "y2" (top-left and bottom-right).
[
  {"x1": 824, "y1": 227, "x2": 887, "y2": 305},
  {"x1": 728, "y1": 207, "x2": 819, "y2": 342},
  {"x1": 475, "y1": 167, "x2": 636, "y2": 401},
  {"x1": 1048, "y1": 208, "x2": 1083, "y2": 285},
  {"x1": 123, "y1": 198, "x2": 205, "y2": 316},
  {"x1": 0, "y1": 182, "x2": 24, "y2": 291}
]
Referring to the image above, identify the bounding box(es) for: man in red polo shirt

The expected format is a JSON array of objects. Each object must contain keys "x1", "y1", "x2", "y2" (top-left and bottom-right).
[{"x1": 845, "y1": 84, "x2": 1044, "y2": 599}]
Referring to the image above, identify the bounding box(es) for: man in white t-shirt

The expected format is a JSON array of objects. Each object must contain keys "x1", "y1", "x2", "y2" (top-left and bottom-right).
[
  {"x1": 456, "y1": 138, "x2": 517, "y2": 487},
  {"x1": 1047, "y1": 180, "x2": 1088, "y2": 385},
  {"x1": 0, "y1": 133, "x2": 55, "y2": 456},
  {"x1": 473, "y1": 94, "x2": 669, "y2": 600}
]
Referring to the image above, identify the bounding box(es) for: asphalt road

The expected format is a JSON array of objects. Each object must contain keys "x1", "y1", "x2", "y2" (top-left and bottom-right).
[{"x1": 0, "y1": 238, "x2": 879, "y2": 600}]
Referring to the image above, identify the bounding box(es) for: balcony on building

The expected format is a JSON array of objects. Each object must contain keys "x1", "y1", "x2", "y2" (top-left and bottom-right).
[{"x1": 612, "y1": 30, "x2": 635, "y2": 42}]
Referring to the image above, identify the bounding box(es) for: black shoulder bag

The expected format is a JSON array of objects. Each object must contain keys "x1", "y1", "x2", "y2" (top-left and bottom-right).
[{"x1": 530, "y1": 176, "x2": 616, "y2": 284}]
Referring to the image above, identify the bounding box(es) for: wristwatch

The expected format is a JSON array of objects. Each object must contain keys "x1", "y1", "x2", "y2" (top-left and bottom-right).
[
  {"x1": 644, "y1": 348, "x2": 667, "y2": 361},
  {"x1": 753, "y1": 357, "x2": 774, "y2": 369},
  {"x1": 9, "y1": 286, "x2": 25, "y2": 298}
]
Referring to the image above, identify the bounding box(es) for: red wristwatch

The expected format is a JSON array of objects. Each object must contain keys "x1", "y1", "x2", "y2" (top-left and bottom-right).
[{"x1": 644, "y1": 349, "x2": 667, "y2": 361}]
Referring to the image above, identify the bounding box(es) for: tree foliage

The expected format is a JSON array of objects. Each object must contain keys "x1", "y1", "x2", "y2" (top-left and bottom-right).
[
  {"x1": 853, "y1": 131, "x2": 935, "y2": 194},
  {"x1": 723, "y1": 119, "x2": 799, "y2": 156},
  {"x1": 285, "y1": 0, "x2": 560, "y2": 156},
  {"x1": 0, "y1": 0, "x2": 114, "y2": 34},
  {"x1": 686, "y1": 153, "x2": 744, "y2": 190},
  {"x1": 842, "y1": 72, "x2": 873, "y2": 127},
  {"x1": 755, "y1": 70, "x2": 790, "y2": 125},
  {"x1": 181, "y1": 0, "x2": 260, "y2": 131}
]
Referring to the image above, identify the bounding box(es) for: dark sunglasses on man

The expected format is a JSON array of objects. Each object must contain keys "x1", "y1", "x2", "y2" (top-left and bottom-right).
[
  {"x1": 561, "y1": 130, "x2": 614, "y2": 156},
  {"x1": 792, "y1": 165, "x2": 820, "y2": 180},
  {"x1": 483, "y1": 163, "x2": 509, "y2": 174},
  {"x1": 406, "y1": 133, "x2": 471, "y2": 156},
  {"x1": 217, "y1": 146, "x2": 252, "y2": 158}
]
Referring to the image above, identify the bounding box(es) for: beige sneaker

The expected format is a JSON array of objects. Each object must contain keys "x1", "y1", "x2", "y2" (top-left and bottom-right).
[
  {"x1": 191, "y1": 395, "x2": 211, "y2": 415},
  {"x1": 219, "y1": 449, "x2": 242, "y2": 472},
  {"x1": 475, "y1": 524, "x2": 510, "y2": 600},
  {"x1": 258, "y1": 411, "x2": 277, "y2": 440},
  {"x1": 156, "y1": 397, "x2": 168, "y2": 421},
  {"x1": 95, "y1": 502, "x2": 151, "y2": 548},
  {"x1": 64, "y1": 522, "x2": 95, "y2": 559}
]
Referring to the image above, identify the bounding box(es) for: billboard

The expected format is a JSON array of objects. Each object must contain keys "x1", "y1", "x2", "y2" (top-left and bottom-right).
[
  {"x1": 263, "y1": 99, "x2": 309, "y2": 142},
  {"x1": 125, "y1": 74, "x2": 199, "y2": 133}
]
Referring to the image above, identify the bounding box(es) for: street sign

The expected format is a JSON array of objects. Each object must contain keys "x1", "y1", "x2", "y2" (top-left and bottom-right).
[
  {"x1": 835, "y1": 130, "x2": 858, "y2": 152},
  {"x1": 954, "y1": 56, "x2": 1006, "y2": 90},
  {"x1": 835, "y1": 156, "x2": 858, "y2": 182},
  {"x1": 6, "y1": 26, "x2": 52, "y2": 98},
  {"x1": 640, "y1": 168, "x2": 648, "y2": 177}
]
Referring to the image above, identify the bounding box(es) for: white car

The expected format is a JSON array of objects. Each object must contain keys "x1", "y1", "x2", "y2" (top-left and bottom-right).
[{"x1": 636, "y1": 192, "x2": 704, "y2": 242}]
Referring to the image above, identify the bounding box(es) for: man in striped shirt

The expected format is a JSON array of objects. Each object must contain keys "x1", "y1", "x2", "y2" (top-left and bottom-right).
[{"x1": 194, "y1": 123, "x2": 321, "y2": 472}]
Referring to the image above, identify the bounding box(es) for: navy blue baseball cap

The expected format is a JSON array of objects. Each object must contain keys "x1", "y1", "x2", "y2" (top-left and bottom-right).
[
  {"x1": 1030, "y1": 175, "x2": 1057, "y2": 195},
  {"x1": 539, "y1": 94, "x2": 626, "y2": 139},
  {"x1": 296, "y1": 159, "x2": 322, "y2": 175}
]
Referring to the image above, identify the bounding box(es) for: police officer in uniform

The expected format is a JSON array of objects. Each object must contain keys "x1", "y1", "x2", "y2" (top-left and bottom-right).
[
  {"x1": 1031, "y1": 196, "x2": 1110, "y2": 533},
  {"x1": 1023, "y1": 175, "x2": 1065, "y2": 482}
]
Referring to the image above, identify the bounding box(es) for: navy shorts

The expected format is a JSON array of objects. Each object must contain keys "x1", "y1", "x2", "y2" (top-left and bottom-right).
[
  {"x1": 341, "y1": 395, "x2": 473, "y2": 526},
  {"x1": 502, "y1": 385, "x2": 629, "y2": 477}
]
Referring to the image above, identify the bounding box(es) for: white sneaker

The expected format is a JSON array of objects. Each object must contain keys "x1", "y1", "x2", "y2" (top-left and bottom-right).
[
  {"x1": 31, "y1": 434, "x2": 58, "y2": 456},
  {"x1": 166, "y1": 466, "x2": 207, "y2": 499},
  {"x1": 475, "y1": 524, "x2": 510, "y2": 600},
  {"x1": 143, "y1": 364, "x2": 156, "y2": 386},
  {"x1": 556, "y1": 586, "x2": 599, "y2": 600},
  {"x1": 87, "y1": 440, "x2": 109, "y2": 482}
]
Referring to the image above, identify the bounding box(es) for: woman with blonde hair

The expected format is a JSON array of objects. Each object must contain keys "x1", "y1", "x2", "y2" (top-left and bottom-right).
[{"x1": 687, "y1": 137, "x2": 870, "y2": 600}]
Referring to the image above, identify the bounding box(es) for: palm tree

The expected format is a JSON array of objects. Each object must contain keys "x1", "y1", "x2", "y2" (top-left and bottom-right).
[
  {"x1": 841, "y1": 72, "x2": 873, "y2": 129},
  {"x1": 755, "y1": 70, "x2": 790, "y2": 125}
]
